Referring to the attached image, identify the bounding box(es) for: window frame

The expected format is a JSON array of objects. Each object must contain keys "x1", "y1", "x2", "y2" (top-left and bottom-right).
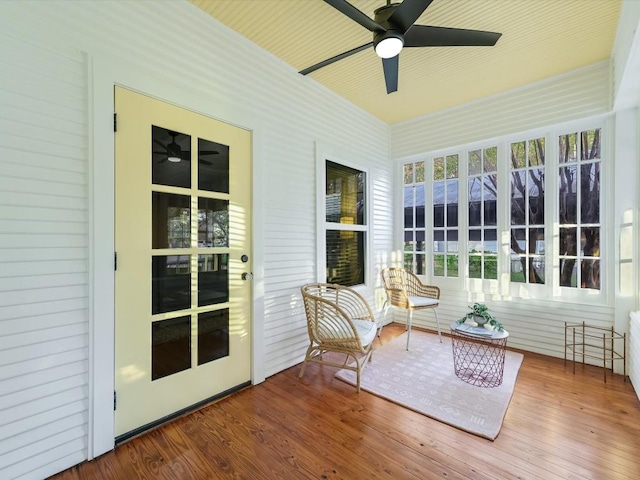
[
  {"x1": 316, "y1": 143, "x2": 371, "y2": 288},
  {"x1": 397, "y1": 117, "x2": 610, "y2": 305}
]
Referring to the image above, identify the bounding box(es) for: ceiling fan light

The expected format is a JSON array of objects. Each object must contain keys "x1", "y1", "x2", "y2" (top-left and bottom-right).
[
  {"x1": 167, "y1": 155, "x2": 182, "y2": 163},
  {"x1": 375, "y1": 36, "x2": 403, "y2": 59}
]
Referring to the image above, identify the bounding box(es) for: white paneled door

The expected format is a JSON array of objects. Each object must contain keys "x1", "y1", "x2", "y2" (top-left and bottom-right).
[{"x1": 114, "y1": 86, "x2": 252, "y2": 438}]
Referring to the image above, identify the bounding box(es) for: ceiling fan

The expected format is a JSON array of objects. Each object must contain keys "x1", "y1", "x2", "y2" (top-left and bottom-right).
[
  {"x1": 153, "y1": 130, "x2": 218, "y2": 165},
  {"x1": 300, "y1": 0, "x2": 502, "y2": 94}
]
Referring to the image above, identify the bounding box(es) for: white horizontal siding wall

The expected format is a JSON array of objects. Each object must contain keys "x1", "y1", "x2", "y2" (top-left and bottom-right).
[
  {"x1": 391, "y1": 61, "x2": 611, "y2": 158},
  {"x1": 0, "y1": 1, "x2": 392, "y2": 476},
  {"x1": 0, "y1": 29, "x2": 89, "y2": 480}
]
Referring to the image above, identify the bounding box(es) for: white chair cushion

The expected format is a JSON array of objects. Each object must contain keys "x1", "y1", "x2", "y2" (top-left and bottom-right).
[
  {"x1": 353, "y1": 319, "x2": 377, "y2": 347},
  {"x1": 408, "y1": 296, "x2": 438, "y2": 307}
]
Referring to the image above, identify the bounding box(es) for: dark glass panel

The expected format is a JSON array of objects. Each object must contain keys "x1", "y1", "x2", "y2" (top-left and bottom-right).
[
  {"x1": 581, "y1": 259, "x2": 600, "y2": 290},
  {"x1": 198, "y1": 309, "x2": 229, "y2": 365},
  {"x1": 416, "y1": 230, "x2": 425, "y2": 251},
  {"x1": 511, "y1": 228, "x2": 526, "y2": 254},
  {"x1": 404, "y1": 163, "x2": 414, "y2": 184},
  {"x1": 529, "y1": 228, "x2": 544, "y2": 255},
  {"x1": 433, "y1": 180, "x2": 445, "y2": 227},
  {"x1": 485, "y1": 229, "x2": 498, "y2": 254},
  {"x1": 468, "y1": 177, "x2": 482, "y2": 227},
  {"x1": 433, "y1": 254, "x2": 445, "y2": 276},
  {"x1": 404, "y1": 186, "x2": 414, "y2": 228},
  {"x1": 485, "y1": 256, "x2": 498, "y2": 280},
  {"x1": 416, "y1": 185, "x2": 425, "y2": 228},
  {"x1": 152, "y1": 256, "x2": 190, "y2": 314},
  {"x1": 559, "y1": 228, "x2": 577, "y2": 256},
  {"x1": 325, "y1": 161, "x2": 366, "y2": 225},
  {"x1": 468, "y1": 229, "x2": 481, "y2": 253},
  {"x1": 433, "y1": 230, "x2": 445, "y2": 253},
  {"x1": 198, "y1": 254, "x2": 229, "y2": 307},
  {"x1": 446, "y1": 230, "x2": 458, "y2": 253},
  {"x1": 580, "y1": 163, "x2": 600, "y2": 223},
  {"x1": 468, "y1": 150, "x2": 481, "y2": 176},
  {"x1": 152, "y1": 316, "x2": 190, "y2": 380},
  {"x1": 152, "y1": 193, "x2": 190, "y2": 249},
  {"x1": 510, "y1": 141, "x2": 526, "y2": 169},
  {"x1": 560, "y1": 259, "x2": 578, "y2": 287},
  {"x1": 415, "y1": 254, "x2": 425, "y2": 276},
  {"x1": 558, "y1": 166, "x2": 577, "y2": 224},
  {"x1": 559, "y1": 133, "x2": 577, "y2": 163},
  {"x1": 510, "y1": 171, "x2": 526, "y2": 226},
  {"x1": 581, "y1": 129, "x2": 601, "y2": 161},
  {"x1": 528, "y1": 169, "x2": 545, "y2": 225},
  {"x1": 530, "y1": 257, "x2": 545, "y2": 284},
  {"x1": 446, "y1": 180, "x2": 458, "y2": 227},
  {"x1": 404, "y1": 230, "x2": 414, "y2": 242},
  {"x1": 484, "y1": 174, "x2": 497, "y2": 226},
  {"x1": 483, "y1": 147, "x2": 497, "y2": 173},
  {"x1": 198, "y1": 138, "x2": 229, "y2": 193},
  {"x1": 198, "y1": 198, "x2": 229, "y2": 248},
  {"x1": 152, "y1": 126, "x2": 191, "y2": 188},
  {"x1": 581, "y1": 227, "x2": 600, "y2": 257},
  {"x1": 528, "y1": 138, "x2": 545, "y2": 166},
  {"x1": 446, "y1": 204, "x2": 458, "y2": 227},
  {"x1": 433, "y1": 157, "x2": 444, "y2": 180},
  {"x1": 325, "y1": 230, "x2": 365, "y2": 286}
]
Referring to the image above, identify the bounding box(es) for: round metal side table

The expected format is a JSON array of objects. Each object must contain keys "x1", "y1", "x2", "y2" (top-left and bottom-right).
[{"x1": 450, "y1": 322, "x2": 509, "y2": 388}]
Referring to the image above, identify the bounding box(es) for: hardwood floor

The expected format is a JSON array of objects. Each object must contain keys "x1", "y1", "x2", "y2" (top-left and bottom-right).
[{"x1": 51, "y1": 324, "x2": 640, "y2": 479}]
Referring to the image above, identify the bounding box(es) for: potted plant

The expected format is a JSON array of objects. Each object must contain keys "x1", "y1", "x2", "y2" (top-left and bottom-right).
[{"x1": 459, "y1": 303, "x2": 504, "y2": 331}]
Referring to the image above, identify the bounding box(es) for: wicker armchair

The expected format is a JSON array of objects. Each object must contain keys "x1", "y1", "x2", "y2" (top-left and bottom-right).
[
  {"x1": 299, "y1": 283, "x2": 378, "y2": 392},
  {"x1": 380, "y1": 267, "x2": 441, "y2": 350}
]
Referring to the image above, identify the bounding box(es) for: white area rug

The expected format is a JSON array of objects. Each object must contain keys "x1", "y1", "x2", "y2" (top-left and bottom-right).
[{"x1": 335, "y1": 330, "x2": 524, "y2": 440}]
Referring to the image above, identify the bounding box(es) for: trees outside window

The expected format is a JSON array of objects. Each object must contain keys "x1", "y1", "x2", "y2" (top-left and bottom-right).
[
  {"x1": 433, "y1": 155, "x2": 459, "y2": 277},
  {"x1": 510, "y1": 138, "x2": 545, "y2": 284}
]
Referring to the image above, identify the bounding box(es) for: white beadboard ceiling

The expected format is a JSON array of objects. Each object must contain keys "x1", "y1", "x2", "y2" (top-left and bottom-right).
[{"x1": 190, "y1": 0, "x2": 622, "y2": 125}]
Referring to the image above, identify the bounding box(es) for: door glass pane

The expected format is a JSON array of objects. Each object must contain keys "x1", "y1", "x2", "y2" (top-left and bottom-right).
[
  {"x1": 198, "y1": 198, "x2": 229, "y2": 247},
  {"x1": 152, "y1": 126, "x2": 191, "y2": 188},
  {"x1": 198, "y1": 310, "x2": 229, "y2": 365},
  {"x1": 152, "y1": 316, "x2": 191, "y2": 380},
  {"x1": 198, "y1": 254, "x2": 229, "y2": 306},
  {"x1": 152, "y1": 255, "x2": 191, "y2": 314},
  {"x1": 152, "y1": 193, "x2": 190, "y2": 249},
  {"x1": 198, "y1": 138, "x2": 229, "y2": 193}
]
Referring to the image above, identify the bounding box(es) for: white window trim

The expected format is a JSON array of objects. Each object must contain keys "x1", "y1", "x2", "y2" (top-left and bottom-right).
[{"x1": 315, "y1": 142, "x2": 371, "y2": 289}]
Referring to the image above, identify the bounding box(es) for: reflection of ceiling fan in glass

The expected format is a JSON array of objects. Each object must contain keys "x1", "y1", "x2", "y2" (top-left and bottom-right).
[{"x1": 153, "y1": 130, "x2": 218, "y2": 166}]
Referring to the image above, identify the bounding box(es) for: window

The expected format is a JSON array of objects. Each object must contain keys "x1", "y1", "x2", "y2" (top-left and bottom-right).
[
  {"x1": 403, "y1": 161, "x2": 426, "y2": 274},
  {"x1": 468, "y1": 146, "x2": 498, "y2": 280},
  {"x1": 400, "y1": 120, "x2": 605, "y2": 300},
  {"x1": 324, "y1": 160, "x2": 366, "y2": 286},
  {"x1": 558, "y1": 129, "x2": 601, "y2": 289},
  {"x1": 509, "y1": 138, "x2": 545, "y2": 284},
  {"x1": 433, "y1": 155, "x2": 459, "y2": 277}
]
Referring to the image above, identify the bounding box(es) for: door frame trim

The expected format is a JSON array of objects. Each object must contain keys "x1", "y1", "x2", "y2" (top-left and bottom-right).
[{"x1": 88, "y1": 53, "x2": 266, "y2": 459}]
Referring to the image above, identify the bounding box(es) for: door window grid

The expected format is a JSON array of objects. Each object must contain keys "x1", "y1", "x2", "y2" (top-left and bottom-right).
[
  {"x1": 558, "y1": 129, "x2": 601, "y2": 289},
  {"x1": 403, "y1": 161, "x2": 426, "y2": 274},
  {"x1": 509, "y1": 138, "x2": 546, "y2": 284}
]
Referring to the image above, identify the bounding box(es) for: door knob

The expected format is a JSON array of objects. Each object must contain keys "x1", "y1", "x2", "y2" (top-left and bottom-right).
[{"x1": 241, "y1": 272, "x2": 254, "y2": 281}]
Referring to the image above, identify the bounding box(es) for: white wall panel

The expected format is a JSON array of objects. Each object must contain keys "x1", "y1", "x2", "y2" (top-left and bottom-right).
[
  {"x1": 391, "y1": 62, "x2": 611, "y2": 159},
  {"x1": 0, "y1": 13, "x2": 89, "y2": 478}
]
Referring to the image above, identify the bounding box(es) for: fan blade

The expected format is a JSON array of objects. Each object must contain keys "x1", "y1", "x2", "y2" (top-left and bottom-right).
[
  {"x1": 388, "y1": 0, "x2": 434, "y2": 33},
  {"x1": 382, "y1": 56, "x2": 398, "y2": 94},
  {"x1": 405, "y1": 25, "x2": 502, "y2": 47},
  {"x1": 300, "y1": 42, "x2": 373, "y2": 75},
  {"x1": 199, "y1": 158, "x2": 213, "y2": 166},
  {"x1": 323, "y1": 0, "x2": 385, "y2": 32},
  {"x1": 153, "y1": 139, "x2": 168, "y2": 151}
]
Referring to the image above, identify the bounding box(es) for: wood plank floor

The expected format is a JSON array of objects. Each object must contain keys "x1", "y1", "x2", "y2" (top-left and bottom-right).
[{"x1": 51, "y1": 324, "x2": 640, "y2": 479}]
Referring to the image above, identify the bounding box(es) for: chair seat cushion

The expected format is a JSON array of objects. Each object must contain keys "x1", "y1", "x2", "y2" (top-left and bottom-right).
[
  {"x1": 353, "y1": 319, "x2": 377, "y2": 347},
  {"x1": 408, "y1": 296, "x2": 438, "y2": 308}
]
